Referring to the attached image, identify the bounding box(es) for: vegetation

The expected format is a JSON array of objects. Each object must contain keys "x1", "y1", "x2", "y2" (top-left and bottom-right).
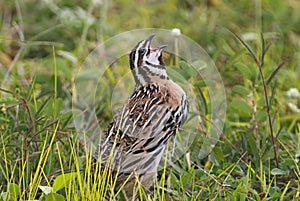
[{"x1": 0, "y1": 0, "x2": 299, "y2": 200}]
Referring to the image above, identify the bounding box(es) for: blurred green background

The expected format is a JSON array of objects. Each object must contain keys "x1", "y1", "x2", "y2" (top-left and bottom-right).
[
  {"x1": 0, "y1": 0, "x2": 300, "y2": 200},
  {"x1": 1, "y1": 0, "x2": 300, "y2": 88}
]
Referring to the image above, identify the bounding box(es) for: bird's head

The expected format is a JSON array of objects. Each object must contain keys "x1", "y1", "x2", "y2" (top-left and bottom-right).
[{"x1": 129, "y1": 34, "x2": 168, "y2": 85}]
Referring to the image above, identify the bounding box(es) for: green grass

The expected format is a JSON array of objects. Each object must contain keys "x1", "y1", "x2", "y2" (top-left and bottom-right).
[{"x1": 1, "y1": 0, "x2": 300, "y2": 200}]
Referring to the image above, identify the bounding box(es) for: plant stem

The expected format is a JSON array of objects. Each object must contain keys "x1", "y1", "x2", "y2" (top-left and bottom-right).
[
  {"x1": 53, "y1": 46, "x2": 58, "y2": 119},
  {"x1": 253, "y1": 56, "x2": 279, "y2": 167}
]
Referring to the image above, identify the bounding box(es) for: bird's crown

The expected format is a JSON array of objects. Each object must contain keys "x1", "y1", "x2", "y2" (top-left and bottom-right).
[{"x1": 129, "y1": 34, "x2": 168, "y2": 86}]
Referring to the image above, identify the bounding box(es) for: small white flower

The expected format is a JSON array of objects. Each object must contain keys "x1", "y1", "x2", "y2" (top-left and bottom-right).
[
  {"x1": 241, "y1": 32, "x2": 257, "y2": 41},
  {"x1": 286, "y1": 88, "x2": 300, "y2": 98},
  {"x1": 38, "y1": 186, "x2": 53, "y2": 195},
  {"x1": 288, "y1": 102, "x2": 300, "y2": 113},
  {"x1": 172, "y1": 28, "x2": 181, "y2": 36}
]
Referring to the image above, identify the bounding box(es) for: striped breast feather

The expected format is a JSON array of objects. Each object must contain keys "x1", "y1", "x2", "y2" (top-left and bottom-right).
[
  {"x1": 95, "y1": 84, "x2": 166, "y2": 166},
  {"x1": 118, "y1": 103, "x2": 175, "y2": 175},
  {"x1": 117, "y1": 86, "x2": 188, "y2": 174},
  {"x1": 95, "y1": 83, "x2": 188, "y2": 175}
]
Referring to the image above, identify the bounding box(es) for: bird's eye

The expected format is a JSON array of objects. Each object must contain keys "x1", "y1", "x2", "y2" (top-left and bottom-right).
[{"x1": 139, "y1": 48, "x2": 146, "y2": 55}]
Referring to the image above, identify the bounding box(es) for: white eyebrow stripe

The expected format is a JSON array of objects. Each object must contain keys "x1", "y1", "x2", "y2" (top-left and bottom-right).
[{"x1": 134, "y1": 41, "x2": 144, "y2": 68}]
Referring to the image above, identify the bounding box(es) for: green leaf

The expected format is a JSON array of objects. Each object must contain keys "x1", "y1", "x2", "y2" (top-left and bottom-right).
[
  {"x1": 194, "y1": 84, "x2": 208, "y2": 115},
  {"x1": 53, "y1": 173, "x2": 77, "y2": 192},
  {"x1": 209, "y1": 154, "x2": 220, "y2": 166},
  {"x1": 190, "y1": 59, "x2": 206, "y2": 73},
  {"x1": 281, "y1": 158, "x2": 296, "y2": 168},
  {"x1": 257, "y1": 97, "x2": 267, "y2": 107},
  {"x1": 35, "y1": 74, "x2": 52, "y2": 84},
  {"x1": 247, "y1": 132, "x2": 259, "y2": 159},
  {"x1": 194, "y1": 80, "x2": 216, "y2": 88},
  {"x1": 260, "y1": 32, "x2": 265, "y2": 66},
  {"x1": 61, "y1": 111, "x2": 74, "y2": 128},
  {"x1": 181, "y1": 171, "x2": 193, "y2": 187},
  {"x1": 230, "y1": 99, "x2": 252, "y2": 115},
  {"x1": 267, "y1": 59, "x2": 288, "y2": 85},
  {"x1": 35, "y1": 96, "x2": 52, "y2": 118},
  {"x1": 212, "y1": 147, "x2": 224, "y2": 165},
  {"x1": 232, "y1": 85, "x2": 250, "y2": 97},
  {"x1": 169, "y1": 60, "x2": 201, "y2": 80},
  {"x1": 230, "y1": 30, "x2": 257, "y2": 61},
  {"x1": 45, "y1": 192, "x2": 65, "y2": 201},
  {"x1": 166, "y1": 67, "x2": 188, "y2": 87},
  {"x1": 235, "y1": 63, "x2": 253, "y2": 80},
  {"x1": 256, "y1": 109, "x2": 267, "y2": 122},
  {"x1": 8, "y1": 183, "x2": 20, "y2": 200},
  {"x1": 271, "y1": 168, "x2": 288, "y2": 175},
  {"x1": 42, "y1": 98, "x2": 64, "y2": 117},
  {"x1": 234, "y1": 182, "x2": 248, "y2": 200},
  {"x1": 170, "y1": 172, "x2": 180, "y2": 188}
]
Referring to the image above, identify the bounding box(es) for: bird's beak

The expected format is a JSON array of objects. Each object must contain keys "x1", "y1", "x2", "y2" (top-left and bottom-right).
[
  {"x1": 158, "y1": 45, "x2": 167, "y2": 50},
  {"x1": 144, "y1": 34, "x2": 155, "y2": 49},
  {"x1": 150, "y1": 45, "x2": 168, "y2": 53},
  {"x1": 145, "y1": 34, "x2": 155, "y2": 43}
]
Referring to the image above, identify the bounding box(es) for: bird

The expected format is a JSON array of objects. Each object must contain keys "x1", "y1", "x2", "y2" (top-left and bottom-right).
[{"x1": 94, "y1": 34, "x2": 189, "y2": 199}]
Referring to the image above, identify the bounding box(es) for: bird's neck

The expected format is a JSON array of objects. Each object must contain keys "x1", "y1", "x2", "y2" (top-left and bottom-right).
[{"x1": 132, "y1": 64, "x2": 169, "y2": 87}]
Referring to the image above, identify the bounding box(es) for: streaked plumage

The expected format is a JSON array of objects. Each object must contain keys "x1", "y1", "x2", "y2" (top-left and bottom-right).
[{"x1": 94, "y1": 34, "x2": 189, "y2": 198}]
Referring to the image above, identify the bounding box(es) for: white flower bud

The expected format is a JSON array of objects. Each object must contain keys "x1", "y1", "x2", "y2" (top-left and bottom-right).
[
  {"x1": 172, "y1": 28, "x2": 181, "y2": 36},
  {"x1": 288, "y1": 102, "x2": 300, "y2": 113},
  {"x1": 286, "y1": 88, "x2": 300, "y2": 98}
]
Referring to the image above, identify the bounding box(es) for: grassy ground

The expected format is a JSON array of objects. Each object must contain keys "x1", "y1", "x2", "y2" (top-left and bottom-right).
[{"x1": 0, "y1": 0, "x2": 300, "y2": 200}]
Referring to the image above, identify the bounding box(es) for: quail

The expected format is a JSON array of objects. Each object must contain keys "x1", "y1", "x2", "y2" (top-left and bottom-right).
[{"x1": 94, "y1": 34, "x2": 189, "y2": 198}]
